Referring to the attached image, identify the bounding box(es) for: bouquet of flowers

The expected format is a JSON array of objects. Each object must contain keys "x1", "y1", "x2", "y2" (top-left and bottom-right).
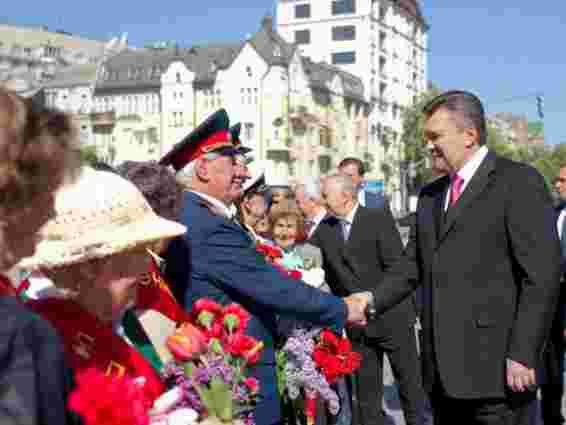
[
  {"x1": 255, "y1": 242, "x2": 361, "y2": 424},
  {"x1": 69, "y1": 299, "x2": 263, "y2": 425}
]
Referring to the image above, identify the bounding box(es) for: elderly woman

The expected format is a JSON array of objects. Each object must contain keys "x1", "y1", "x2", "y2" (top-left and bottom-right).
[
  {"x1": 0, "y1": 88, "x2": 80, "y2": 424},
  {"x1": 19, "y1": 167, "x2": 187, "y2": 402}
]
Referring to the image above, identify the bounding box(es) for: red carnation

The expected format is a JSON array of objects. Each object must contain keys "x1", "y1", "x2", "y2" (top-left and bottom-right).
[
  {"x1": 243, "y1": 377, "x2": 259, "y2": 394},
  {"x1": 313, "y1": 331, "x2": 362, "y2": 383},
  {"x1": 224, "y1": 333, "x2": 264, "y2": 365},
  {"x1": 192, "y1": 298, "x2": 223, "y2": 329},
  {"x1": 288, "y1": 270, "x2": 303, "y2": 280},
  {"x1": 256, "y1": 243, "x2": 283, "y2": 262},
  {"x1": 220, "y1": 303, "x2": 250, "y2": 334},
  {"x1": 69, "y1": 368, "x2": 151, "y2": 425}
]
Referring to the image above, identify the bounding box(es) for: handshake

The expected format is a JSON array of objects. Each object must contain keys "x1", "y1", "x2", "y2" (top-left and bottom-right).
[{"x1": 343, "y1": 292, "x2": 375, "y2": 327}]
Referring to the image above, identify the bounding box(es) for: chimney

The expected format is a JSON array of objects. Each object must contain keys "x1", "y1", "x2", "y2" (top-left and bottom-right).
[{"x1": 261, "y1": 15, "x2": 273, "y2": 32}]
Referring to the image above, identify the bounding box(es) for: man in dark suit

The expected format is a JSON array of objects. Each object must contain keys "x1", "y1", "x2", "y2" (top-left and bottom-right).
[
  {"x1": 539, "y1": 166, "x2": 566, "y2": 425},
  {"x1": 339, "y1": 157, "x2": 386, "y2": 209},
  {"x1": 161, "y1": 109, "x2": 370, "y2": 425},
  {"x1": 311, "y1": 173, "x2": 425, "y2": 425},
  {"x1": 360, "y1": 91, "x2": 561, "y2": 425}
]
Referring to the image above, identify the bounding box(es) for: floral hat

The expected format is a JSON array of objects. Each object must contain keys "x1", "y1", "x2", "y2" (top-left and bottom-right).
[{"x1": 17, "y1": 167, "x2": 187, "y2": 270}]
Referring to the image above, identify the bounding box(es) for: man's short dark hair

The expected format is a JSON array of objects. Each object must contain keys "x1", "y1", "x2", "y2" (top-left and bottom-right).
[
  {"x1": 338, "y1": 157, "x2": 365, "y2": 176},
  {"x1": 423, "y1": 90, "x2": 487, "y2": 146}
]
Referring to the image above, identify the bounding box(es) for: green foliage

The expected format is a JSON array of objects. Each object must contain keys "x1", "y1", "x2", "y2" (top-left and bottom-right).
[{"x1": 79, "y1": 144, "x2": 100, "y2": 165}]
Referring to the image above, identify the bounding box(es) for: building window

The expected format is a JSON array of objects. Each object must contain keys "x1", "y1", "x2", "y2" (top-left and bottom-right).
[
  {"x1": 244, "y1": 123, "x2": 254, "y2": 140},
  {"x1": 294, "y1": 29, "x2": 311, "y2": 45},
  {"x1": 176, "y1": 72, "x2": 181, "y2": 83},
  {"x1": 379, "y1": 5, "x2": 386, "y2": 20},
  {"x1": 295, "y1": 3, "x2": 311, "y2": 19},
  {"x1": 331, "y1": 51, "x2": 356, "y2": 65},
  {"x1": 332, "y1": 0, "x2": 356, "y2": 15},
  {"x1": 332, "y1": 25, "x2": 356, "y2": 41}
]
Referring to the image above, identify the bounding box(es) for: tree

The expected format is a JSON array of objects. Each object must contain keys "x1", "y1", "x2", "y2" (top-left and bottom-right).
[{"x1": 79, "y1": 144, "x2": 101, "y2": 166}]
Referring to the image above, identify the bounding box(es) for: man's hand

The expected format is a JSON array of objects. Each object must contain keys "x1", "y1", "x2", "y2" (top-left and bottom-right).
[
  {"x1": 506, "y1": 358, "x2": 536, "y2": 392},
  {"x1": 344, "y1": 292, "x2": 371, "y2": 326}
]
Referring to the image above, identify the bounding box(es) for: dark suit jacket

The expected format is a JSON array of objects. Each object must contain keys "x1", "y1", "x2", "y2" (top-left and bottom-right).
[
  {"x1": 0, "y1": 295, "x2": 73, "y2": 425},
  {"x1": 169, "y1": 192, "x2": 347, "y2": 425},
  {"x1": 311, "y1": 204, "x2": 416, "y2": 337},
  {"x1": 371, "y1": 151, "x2": 562, "y2": 399}
]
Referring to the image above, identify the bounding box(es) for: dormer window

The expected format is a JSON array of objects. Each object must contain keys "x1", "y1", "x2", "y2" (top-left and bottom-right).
[{"x1": 273, "y1": 46, "x2": 282, "y2": 57}]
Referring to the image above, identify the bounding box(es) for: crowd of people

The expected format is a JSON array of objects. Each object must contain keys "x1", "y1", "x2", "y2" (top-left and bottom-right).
[{"x1": 0, "y1": 87, "x2": 564, "y2": 425}]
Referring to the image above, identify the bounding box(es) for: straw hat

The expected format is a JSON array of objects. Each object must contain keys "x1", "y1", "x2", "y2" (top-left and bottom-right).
[{"x1": 17, "y1": 167, "x2": 187, "y2": 270}]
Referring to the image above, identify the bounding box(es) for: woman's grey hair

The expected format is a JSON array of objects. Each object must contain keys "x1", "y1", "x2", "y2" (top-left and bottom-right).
[
  {"x1": 297, "y1": 178, "x2": 322, "y2": 202},
  {"x1": 325, "y1": 173, "x2": 357, "y2": 198}
]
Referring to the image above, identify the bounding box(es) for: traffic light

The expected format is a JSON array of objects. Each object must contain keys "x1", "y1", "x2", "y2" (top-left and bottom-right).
[{"x1": 536, "y1": 95, "x2": 544, "y2": 119}]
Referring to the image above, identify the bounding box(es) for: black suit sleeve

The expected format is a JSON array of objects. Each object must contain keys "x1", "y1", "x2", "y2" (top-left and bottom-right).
[
  {"x1": 371, "y1": 205, "x2": 421, "y2": 315},
  {"x1": 505, "y1": 166, "x2": 562, "y2": 369},
  {"x1": 0, "y1": 297, "x2": 73, "y2": 425}
]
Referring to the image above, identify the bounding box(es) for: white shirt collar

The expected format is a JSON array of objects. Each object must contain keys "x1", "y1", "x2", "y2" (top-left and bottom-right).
[
  {"x1": 455, "y1": 146, "x2": 489, "y2": 189},
  {"x1": 357, "y1": 189, "x2": 366, "y2": 206},
  {"x1": 307, "y1": 208, "x2": 327, "y2": 237},
  {"x1": 343, "y1": 202, "x2": 360, "y2": 225},
  {"x1": 445, "y1": 146, "x2": 489, "y2": 210},
  {"x1": 191, "y1": 191, "x2": 233, "y2": 219},
  {"x1": 557, "y1": 210, "x2": 566, "y2": 238}
]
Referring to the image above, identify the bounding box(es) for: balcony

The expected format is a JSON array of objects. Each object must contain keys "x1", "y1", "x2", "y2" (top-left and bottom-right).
[
  {"x1": 90, "y1": 111, "x2": 116, "y2": 127},
  {"x1": 266, "y1": 138, "x2": 291, "y2": 161}
]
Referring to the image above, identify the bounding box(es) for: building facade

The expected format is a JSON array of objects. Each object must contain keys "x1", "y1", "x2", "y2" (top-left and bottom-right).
[
  {"x1": 276, "y1": 0, "x2": 428, "y2": 209},
  {"x1": 47, "y1": 17, "x2": 371, "y2": 183},
  {"x1": 0, "y1": 23, "x2": 125, "y2": 96}
]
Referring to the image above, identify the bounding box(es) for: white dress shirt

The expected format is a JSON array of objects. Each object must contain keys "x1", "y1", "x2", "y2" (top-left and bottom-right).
[
  {"x1": 308, "y1": 208, "x2": 328, "y2": 238},
  {"x1": 191, "y1": 191, "x2": 233, "y2": 219},
  {"x1": 557, "y1": 210, "x2": 566, "y2": 239},
  {"x1": 340, "y1": 202, "x2": 360, "y2": 240},
  {"x1": 444, "y1": 146, "x2": 489, "y2": 211},
  {"x1": 357, "y1": 189, "x2": 366, "y2": 207}
]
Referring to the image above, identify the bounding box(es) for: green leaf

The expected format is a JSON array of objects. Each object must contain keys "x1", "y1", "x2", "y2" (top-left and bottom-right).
[{"x1": 209, "y1": 377, "x2": 233, "y2": 421}]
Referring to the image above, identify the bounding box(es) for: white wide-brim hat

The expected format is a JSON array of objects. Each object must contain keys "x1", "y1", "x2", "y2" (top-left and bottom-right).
[{"x1": 18, "y1": 167, "x2": 187, "y2": 270}]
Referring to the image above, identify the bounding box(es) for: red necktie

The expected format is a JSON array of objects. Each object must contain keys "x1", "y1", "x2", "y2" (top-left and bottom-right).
[{"x1": 450, "y1": 174, "x2": 464, "y2": 207}]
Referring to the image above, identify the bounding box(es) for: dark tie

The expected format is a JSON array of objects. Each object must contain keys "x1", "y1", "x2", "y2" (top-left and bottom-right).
[{"x1": 304, "y1": 219, "x2": 314, "y2": 236}]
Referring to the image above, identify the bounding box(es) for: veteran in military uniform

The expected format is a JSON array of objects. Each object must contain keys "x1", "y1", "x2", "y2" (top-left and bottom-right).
[{"x1": 160, "y1": 109, "x2": 370, "y2": 425}]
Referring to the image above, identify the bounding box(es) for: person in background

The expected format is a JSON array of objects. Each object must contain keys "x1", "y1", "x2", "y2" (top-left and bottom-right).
[
  {"x1": 295, "y1": 179, "x2": 328, "y2": 240},
  {"x1": 237, "y1": 172, "x2": 270, "y2": 243},
  {"x1": 0, "y1": 88, "x2": 81, "y2": 425},
  {"x1": 312, "y1": 173, "x2": 425, "y2": 425},
  {"x1": 539, "y1": 165, "x2": 566, "y2": 425},
  {"x1": 116, "y1": 160, "x2": 188, "y2": 305},
  {"x1": 339, "y1": 157, "x2": 386, "y2": 209}
]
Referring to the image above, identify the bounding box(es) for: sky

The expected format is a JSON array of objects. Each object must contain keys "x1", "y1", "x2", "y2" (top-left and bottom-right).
[{"x1": 2, "y1": 1, "x2": 565, "y2": 144}]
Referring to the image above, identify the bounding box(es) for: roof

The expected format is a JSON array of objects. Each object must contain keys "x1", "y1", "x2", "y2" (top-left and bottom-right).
[
  {"x1": 301, "y1": 57, "x2": 365, "y2": 101},
  {"x1": 95, "y1": 43, "x2": 240, "y2": 93},
  {"x1": 43, "y1": 63, "x2": 98, "y2": 88},
  {"x1": 93, "y1": 16, "x2": 364, "y2": 101},
  {"x1": 398, "y1": 0, "x2": 428, "y2": 28},
  {"x1": 249, "y1": 16, "x2": 295, "y2": 67}
]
